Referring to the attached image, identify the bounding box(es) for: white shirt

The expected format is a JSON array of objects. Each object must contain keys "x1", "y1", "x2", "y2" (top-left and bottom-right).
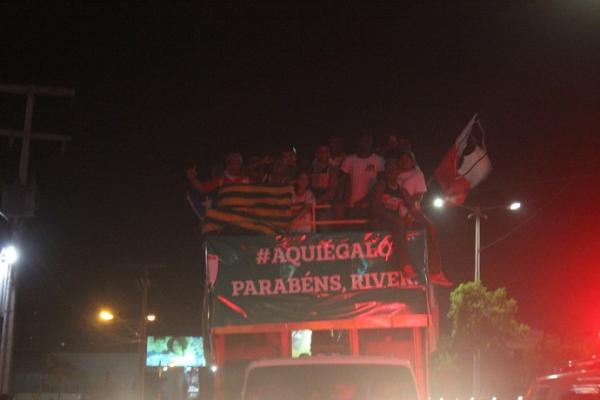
[
  {"x1": 340, "y1": 153, "x2": 385, "y2": 206},
  {"x1": 397, "y1": 167, "x2": 427, "y2": 216}
]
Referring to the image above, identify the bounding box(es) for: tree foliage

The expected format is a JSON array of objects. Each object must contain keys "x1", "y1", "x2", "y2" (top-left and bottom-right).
[{"x1": 448, "y1": 281, "x2": 529, "y2": 354}]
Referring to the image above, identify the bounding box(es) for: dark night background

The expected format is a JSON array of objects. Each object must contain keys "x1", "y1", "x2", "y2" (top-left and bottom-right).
[{"x1": 1, "y1": 2, "x2": 599, "y2": 362}]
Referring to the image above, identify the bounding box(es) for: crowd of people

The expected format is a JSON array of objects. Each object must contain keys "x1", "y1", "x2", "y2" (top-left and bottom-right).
[{"x1": 186, "y1": 133, "x2": 451, "y2": 286}]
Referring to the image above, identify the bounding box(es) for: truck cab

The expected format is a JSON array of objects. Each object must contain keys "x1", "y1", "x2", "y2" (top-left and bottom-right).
[{"x1": 242, "y1": 356, "x2": 419, "y2": 400}]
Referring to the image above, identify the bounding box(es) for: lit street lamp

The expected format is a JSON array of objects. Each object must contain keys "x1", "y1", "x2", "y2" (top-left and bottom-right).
[
  {"x1": 96, "y1": 307, "x2": 156, "y2": 400},
  {"x1": 432, "y1": 198, "x2": 522, "y2": 397},
  {"x1": 96, "y1": 308, "x2": 156, "y2": 335},
  {"x1": 0, "y1": 246, "x2": 18, "y2": 266},
  {"x1": 432, "y1": 197, "x2": 445, "y2": 209},
  {"x1": 431, "y1": 198, "x2": 522, "y2": 281},
  {"x1": 95, "y1": 264, "x2": 160, "y2": 400},
  {"x1": 98, "y1": 309, "x2": 115, "y2": 322}
]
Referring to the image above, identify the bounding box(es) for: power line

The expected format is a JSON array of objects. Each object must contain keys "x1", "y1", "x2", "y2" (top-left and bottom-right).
[{"x1": 481, "y1": 181, "x2": 572, "y2": 251}]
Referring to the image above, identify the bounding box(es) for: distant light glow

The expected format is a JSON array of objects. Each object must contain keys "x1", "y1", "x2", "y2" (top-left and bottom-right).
[
  {"x1": 573, "y1": 385, "x2": 600, "y2": 395},
  {"x1": 509, "y1": 201, "x2": 522, "y2": 211},
  {"x1": 210, "y1": 365, "x2": 218, "y2": 373},
  {"x1": 146, "y1": 314, "x2": 156, "y2": 322},
  {"x1": 98, "y1": 309, "x2": 114, "y2": 321},
  {"x1": 0, "y1": 246, "x2": 18, "y2": 264},
  {"x1": 517, "y1": 396, "x2": 524, "y2": 400},
  {"x1": 433, "y1": 198, "x2": 445, "y2": 208}
]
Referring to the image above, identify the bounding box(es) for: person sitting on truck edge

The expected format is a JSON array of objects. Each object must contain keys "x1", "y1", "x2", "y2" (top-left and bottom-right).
[
  {"x1": 371, "y1": 157, "x2": 415, "y2": 282},
  {"x1": 396, "y1": 149, "x2": 452, "y2": 287},
  {"x1": 335, "y1": 133, "x2": 384, "y2": 222},
  {"x1": 186, "y1": 152, "x2": 249, "y2": 192}
]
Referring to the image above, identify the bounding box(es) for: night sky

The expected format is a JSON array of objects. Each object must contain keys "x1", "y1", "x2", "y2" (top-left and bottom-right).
[{"x1": 1, "y1": 3, "x2": 599, "y2": 360}]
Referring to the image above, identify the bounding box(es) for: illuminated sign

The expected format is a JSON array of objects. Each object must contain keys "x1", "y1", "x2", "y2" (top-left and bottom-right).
[{"x1": 146, "y1": 336, "x2": 206, "y2": 367}]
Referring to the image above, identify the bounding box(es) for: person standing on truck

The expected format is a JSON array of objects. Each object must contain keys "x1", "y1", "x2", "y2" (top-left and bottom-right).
[
  {"x1": 263, "y1": 156, "x2": 291, "y2": 184},
  {"x1": 311, "y1": 145, "x2": 338, "y2": 205},
  {"x1": 186, "y1": 153, "x2": 250, "y2": 220},
  {"x1": 311, "y1": 144, "x2": 338, "y2": 228},
  {"x1": 328, "y1": 135, "x2": 346, "y2": 169},
  {"x1": 290, "y1": 171, "x2": 316, "y2": 233},
  {"x1": 246, "y1": 155, "x2": 273, "y2": 183},
  {"x1": 186, "y1": 152, "x2": 249, "y2": 192},
  {"x1": 335, "y1": 133, "x2": 385, "y2": 221}
]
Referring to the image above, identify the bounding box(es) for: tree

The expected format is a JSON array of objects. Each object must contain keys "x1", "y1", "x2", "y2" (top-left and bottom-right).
[
  {"x1": 445, "y1": 282, "x2": 530, "y2": 398},
  {"x1": 448, "y1": 281, "x2": 529, "y2": 355}
]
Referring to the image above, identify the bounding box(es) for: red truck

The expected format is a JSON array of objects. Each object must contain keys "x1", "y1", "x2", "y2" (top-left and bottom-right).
[{"x1": 202, "y1": 228, "x2": 439, "y2": 400}]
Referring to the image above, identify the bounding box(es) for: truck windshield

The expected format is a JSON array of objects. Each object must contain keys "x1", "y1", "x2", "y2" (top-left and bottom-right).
[{"x1": 245, "y1": 364, "x2": 418, "y2": 400}]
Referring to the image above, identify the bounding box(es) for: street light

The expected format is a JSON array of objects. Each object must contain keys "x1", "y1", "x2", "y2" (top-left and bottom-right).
[
  {"x1": 0, "y1": 246, "x2": 18, "y2": 265},
  {"x1": 509, "y1": 201, "x2": 521, "y2": 211},
  {"x1": 433, "y1": 197, "x2": 445, "y2": 208},
  {"x1": 431, "y1": 199, "x2": 522, "y2": 281},
  {"x1": 96, "y1": 307, "x2": 156, "y2": 400},
  {"x1": 98, "y1": 309, "x2": 115, "y2": 322},
  {"x1": 432, "y1": 198, "x2": 522, "y2": 398},
  {"x1": 96, "y1": 309, "x2": 156, "y2": 331}
]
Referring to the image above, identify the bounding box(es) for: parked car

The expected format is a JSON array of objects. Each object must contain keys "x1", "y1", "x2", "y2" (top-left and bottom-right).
[{"x1": 525, "y1": 367, "x2": 600, "y2": 400}]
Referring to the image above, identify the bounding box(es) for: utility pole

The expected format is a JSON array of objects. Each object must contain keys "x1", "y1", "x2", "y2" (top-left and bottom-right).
[
  {"x1": 468, "y1": 205, "x2": 485, "y2": 399},
  {"x1": 468, "y1": 205, "x2": 487, "y2": 283},
  {"x1": 0, "y1": 83, "x2": 74, "y2": 394},
  {"x1": 434, "y1": 199, "x2": 521, "y2": 399},
  {"x1": 137, "y1": 267, "x2": 150, "y2": 400},
  {"x1": 132, "y1": 263, "x2": 164, "y2": 400}
]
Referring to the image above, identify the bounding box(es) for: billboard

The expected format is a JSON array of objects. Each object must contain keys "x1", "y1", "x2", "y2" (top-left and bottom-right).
[
  {"x1": 204, "y1": 231, "x2": 428, "y2": 327},
  {"x1": 146, "y1": 336, "x2": 206, "y2": 367}
]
